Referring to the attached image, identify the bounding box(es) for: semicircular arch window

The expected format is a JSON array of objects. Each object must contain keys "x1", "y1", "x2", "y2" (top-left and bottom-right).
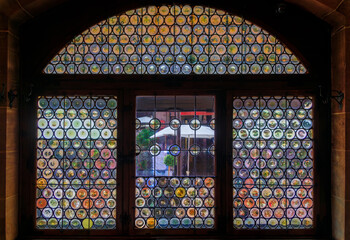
[{"x1": 44, "y1": 5, "x2": 307, "y2": 75}]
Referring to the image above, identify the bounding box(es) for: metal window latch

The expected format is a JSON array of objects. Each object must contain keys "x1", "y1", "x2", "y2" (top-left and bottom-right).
[
  {"x1": 330, "y1": 90, "x2": 344, "y2": 110},
  {"x1": 8, "y1": 89, "x2": 17, "y2": 108},
  {"x1": 25, "y1": 83, "x2": 34, "y2": 102},
  {"x1": 5, "y1": 83, "x2": 33, "y2": 108},
  {"x1": 319, "y1": 85, "x2": 344, "y2": 110}
]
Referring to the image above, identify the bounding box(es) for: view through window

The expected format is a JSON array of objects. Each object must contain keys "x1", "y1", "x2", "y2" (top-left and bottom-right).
[{"x1": 135, "y1": 96, "x2": 215, "y2": 229}]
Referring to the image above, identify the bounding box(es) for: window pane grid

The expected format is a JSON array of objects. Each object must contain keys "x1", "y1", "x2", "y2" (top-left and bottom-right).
[
  {"x1": 44, "y1": 5, "x2": 307, "y2": 75},
  {"x1": 135, "y1": 176, "x2": 215, "y2": 229},
  {"x1": 135, "y1": 96, "x2": 215, "y2": 229},
  {"x1": 232, "y1": 96, "x2": 313, "y2": 229},
  {"x1": 36, "y1": 96, "x2": 118, "y2": 230}
]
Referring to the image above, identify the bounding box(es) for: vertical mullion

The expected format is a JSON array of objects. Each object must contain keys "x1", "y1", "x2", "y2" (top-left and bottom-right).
[
  {"x1": 194, "y1": 95, "x2": 197, "y2": 230},
  {"x1": 153, "y1": 96, "x2": 156, "y2": 180},
  {"x1": 215, "y1": 90, "x2": 227, "y2": 234},
  {"x1": 312, "y1": 93, "x2": 324, "y2": 235},
  {"x1": 62, "y1": 96, "x2": 68, "y2": 230},
  {"x1": 115, "y1": 91, "x2": 124, "y2": 233},
  {"x1": 88, "y1": 96, "x2": 93, "y2": 230},
  {"x1": 225, "y1": 92, "x2": 233, "y2": 234},
  {"x1": 258, "y1": 95, "x2": 262, "y2": 231},
  {"x1": 122, "y1": 89, "x2": 134, "y2": 234},
  {"x1": 282, "y1": 96, "x2": 288, "y2": 231},
  {"x1": 151, "y1": 95, "x2": 156, "y2": 229}
]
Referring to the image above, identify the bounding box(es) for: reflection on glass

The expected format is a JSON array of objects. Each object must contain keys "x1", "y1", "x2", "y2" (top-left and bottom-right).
[{"x1": 135, "y1": 96, "x2": 215, "y2": 229}]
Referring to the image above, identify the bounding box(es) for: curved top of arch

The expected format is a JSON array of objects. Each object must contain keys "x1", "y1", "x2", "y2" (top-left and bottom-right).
[{"x1": 44, "y1": 5, "x2": 308, "y2": 75}]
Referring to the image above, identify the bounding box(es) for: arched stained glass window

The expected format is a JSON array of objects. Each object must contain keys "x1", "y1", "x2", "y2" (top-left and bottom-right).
[
  {"x1": 44, "y1": 5, "x2": 307, "y2": 75},
  {"x1": 30, "y1": 3, "x2": 323, "y2": 237}
]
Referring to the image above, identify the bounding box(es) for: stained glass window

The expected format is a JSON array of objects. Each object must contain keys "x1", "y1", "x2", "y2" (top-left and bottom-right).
[
  {"x1": 135, "y1": 96, "x2": 215, "y2": 228},
  {"x1": 44, "y1": 5, "x2": 307, "y2": 75},
  {"x1": 36, "y1": 96, "x2": 118, "y2": 229},
  {"x1": 36, "y1": 3, "x2": 317, "y2": 235},
  {"x1": 232, "y1": 96, "x2": 313, "y2": 229}
]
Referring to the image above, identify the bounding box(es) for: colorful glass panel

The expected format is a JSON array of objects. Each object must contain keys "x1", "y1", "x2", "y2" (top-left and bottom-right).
[
  {"x1": 135, "y1": 96, "x2": 215, "y2": 228},
  {"x1": 44, "y1": 5, "x2": 307, "y2": 74},
  {"x1": 232, "y1": 96, "x2": 313, "y2": 229},
  {"x1": 36, "y1": 96, "x2": 118, "y2": 229}
]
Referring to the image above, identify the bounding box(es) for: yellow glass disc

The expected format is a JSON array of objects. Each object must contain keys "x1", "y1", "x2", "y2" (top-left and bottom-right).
[{"x1": 175, "y1": 187, "x2": 186, "y2": 198}]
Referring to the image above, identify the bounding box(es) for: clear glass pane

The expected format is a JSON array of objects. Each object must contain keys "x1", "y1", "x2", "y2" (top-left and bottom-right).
[{"x1": 135, "y1": 96, "x2": 215, "y2": 229}]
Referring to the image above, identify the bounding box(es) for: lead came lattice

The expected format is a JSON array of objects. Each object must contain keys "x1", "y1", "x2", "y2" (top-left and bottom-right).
[
  {"x1": 36, "y1": 96, "x2": 118, "y2": 229},
  {"x1": 135, "y1": 96, "x2": 216, "y2": 229},
  {"x1": 44, "y1": 5, "x2": 307, "y2": 75},
  {"x1": 232, "y1": 96, "x2": 313, "y2": 229}
]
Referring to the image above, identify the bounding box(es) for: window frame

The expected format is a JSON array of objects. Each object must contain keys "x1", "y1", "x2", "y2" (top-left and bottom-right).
[
  {"x1": 130, "y1": 91, "x2": 222, "y2": 236},
  {"x1": 19, "y1": 74, "x2": 328, "y2": 239},
  {"x1": 226, "y1": 89, "x2": 321, "y2": 237},
  {"x1": 14, "y1": 0, "x2": 334, "y2": 236}
]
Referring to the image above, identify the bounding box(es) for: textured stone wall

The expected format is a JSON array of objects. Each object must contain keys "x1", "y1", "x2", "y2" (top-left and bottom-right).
[{"x1": 0, "y1": 13, "x2": 19, "y2": 240}]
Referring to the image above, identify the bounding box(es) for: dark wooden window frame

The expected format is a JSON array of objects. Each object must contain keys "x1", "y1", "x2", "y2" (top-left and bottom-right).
[
  {"x1": 17, "y1": 2, "x2": 332, "y2": 239},
  {"x1": 18, "y1": 73, "x2": 330, "y2": 239}
]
